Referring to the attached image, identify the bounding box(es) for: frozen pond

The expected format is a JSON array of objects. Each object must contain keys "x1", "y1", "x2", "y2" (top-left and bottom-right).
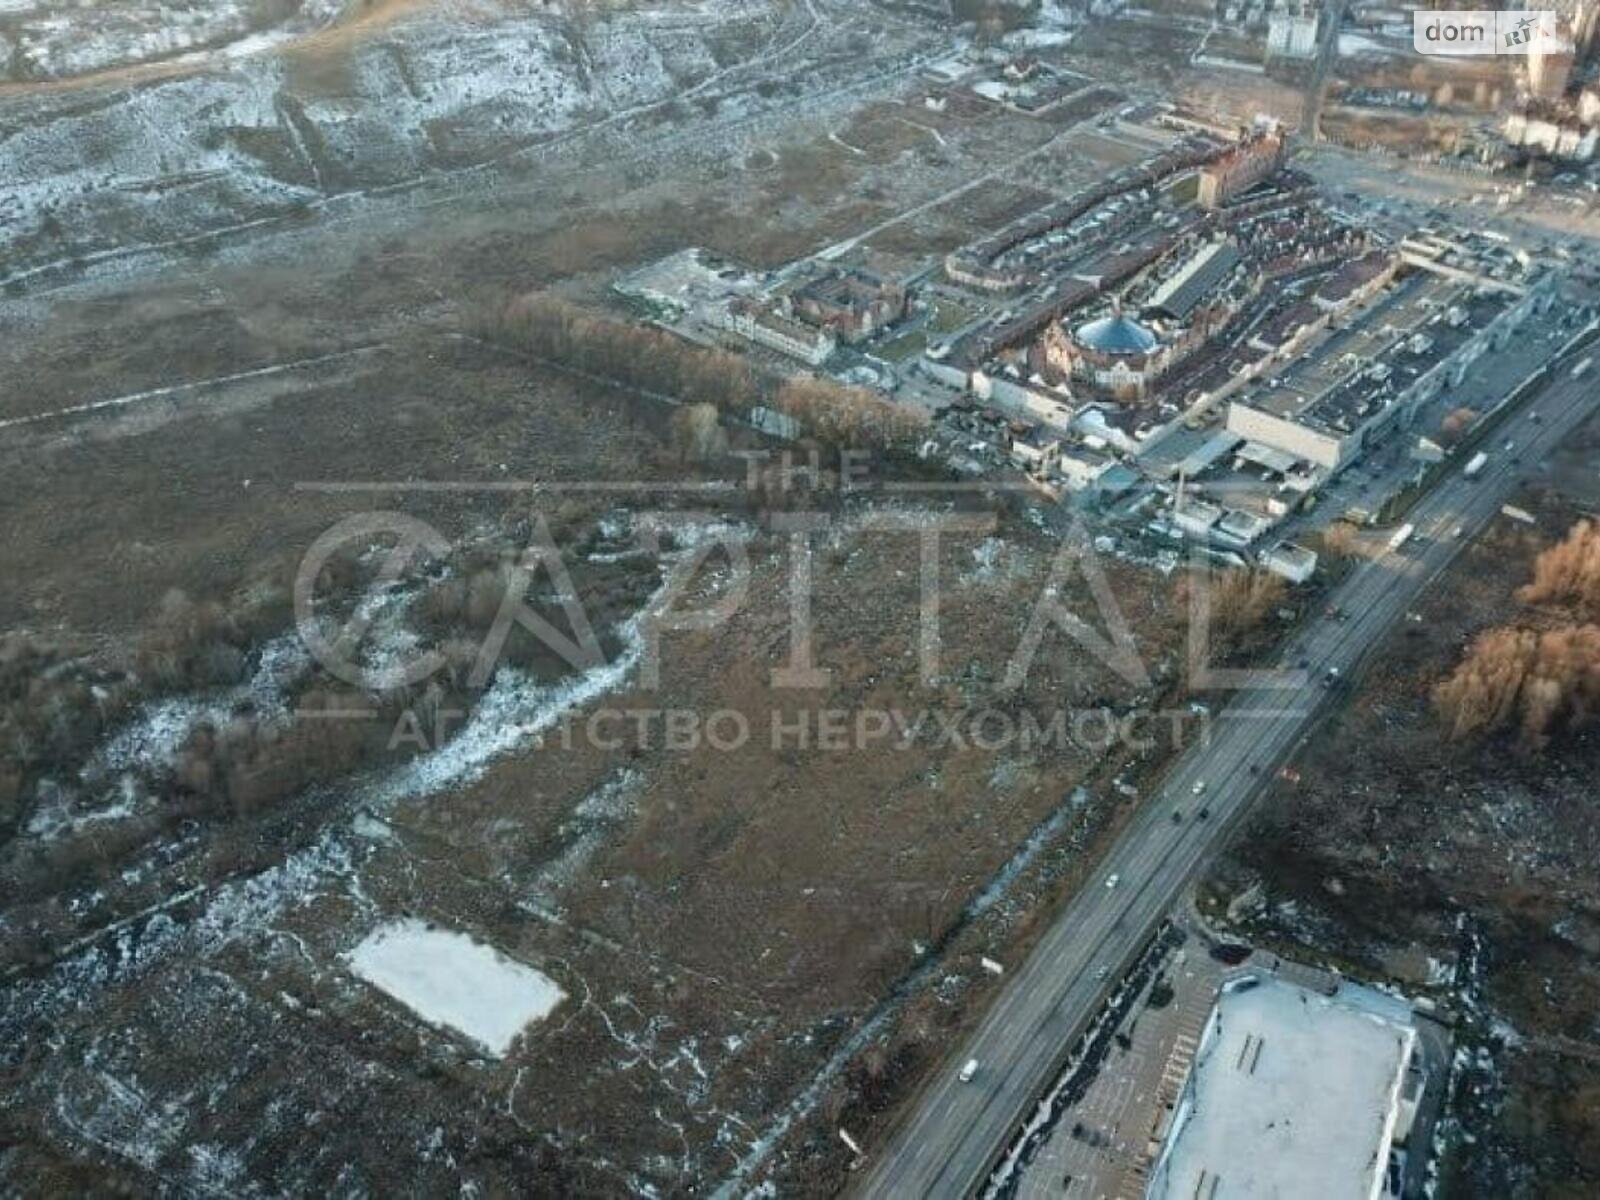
[{"x1": 346, "y1": 919, "x2": 565, "y2": 1057}]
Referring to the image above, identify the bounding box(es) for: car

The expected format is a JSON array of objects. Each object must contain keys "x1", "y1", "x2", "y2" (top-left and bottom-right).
[
  {"x1": 1105, "y1": 873, "x2": 1121, "y2": 889},
  {"x1": 1504, "y1": 439, "x2": 1516, "y2": 453},
  {"x1": 1198, "y1": 807, "x2": 1211, "y2": 820},
  {"x1": 1297, "y1": 657, "x2": 1310, "y2": 669},
  {"x1": 1095, "y1": 966, "x2": 1110, "y2": 981},
  {"x1": 1530, "y1": 412, "x2": 1543, "y2": 423},
  {"x1": 960, "y1": 1058, "x2": 979, "y2": 1083},
  {"x1": 1172, "y1": 810, "x2": 1183, "y2": 823},
  {"x1": 1191, "y1": 781, "x2": 1207, "y2": 796}
]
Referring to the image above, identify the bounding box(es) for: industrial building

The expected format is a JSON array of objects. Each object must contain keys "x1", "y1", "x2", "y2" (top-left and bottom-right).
[
  {"x1": 1146, "y1": 973, "x2": 1425, "y2": 1200},
  {"x1": 1224, "y1": 259, "x2": 1554, "y2": 470}
]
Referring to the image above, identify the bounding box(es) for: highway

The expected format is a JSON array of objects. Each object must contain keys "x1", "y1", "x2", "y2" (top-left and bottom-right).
[{"x1": 855, "y1": 335, "x2": 1600, "y2": 1200}]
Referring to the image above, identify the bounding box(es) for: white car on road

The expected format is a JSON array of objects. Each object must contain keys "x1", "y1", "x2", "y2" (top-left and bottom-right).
[{"x1": 1105, "y1": 873, "x2": 1121, "y2": 889}]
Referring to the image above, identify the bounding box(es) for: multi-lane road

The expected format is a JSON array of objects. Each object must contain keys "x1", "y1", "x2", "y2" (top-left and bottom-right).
[{"x1": 856, "y1": 332, "x2": 1600, "y2": 1199}]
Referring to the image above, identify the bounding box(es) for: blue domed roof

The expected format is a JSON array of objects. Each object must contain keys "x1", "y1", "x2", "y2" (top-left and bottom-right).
[{"x1": 1074, "y1": 312, "x2": 1158, "y2": 356}]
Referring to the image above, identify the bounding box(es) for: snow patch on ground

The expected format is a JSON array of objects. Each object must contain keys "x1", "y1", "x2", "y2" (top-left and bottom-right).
[
  {"x1": 24, "y1": 633, "x2": 312, "y2": 841},
  {"x1": 346, "y1": 918, "x2": 566, "y2": 1056}
]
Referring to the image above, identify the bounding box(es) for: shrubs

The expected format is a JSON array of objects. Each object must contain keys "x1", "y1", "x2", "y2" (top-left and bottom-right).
[
  {"x1": 0, "y1": 634, "x2": 137, "y2": 818},
  {"x1": 1208, "y1": 569, "x2": 1287, "y2": 635},
  {"x1": 770, "y1": 376, "x2": 928, "y2": 452},
  {"x1": 1318, "y1": 520, "x2": 1361, "y2": 560},
  {"x1": 1175, "y1": 567, "x2": 1286, "y2": 642},
  {"x1": 173, "y1": 688, "x2": 387, "y2": 817},
  {"x1": 134, "y1": 580, "x2": 290, "y2": 693}
]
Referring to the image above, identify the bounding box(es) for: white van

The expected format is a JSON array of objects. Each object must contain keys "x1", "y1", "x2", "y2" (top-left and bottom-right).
[{"x1": 959, "y1": 1058, "x2": 979, "y2": 1083}]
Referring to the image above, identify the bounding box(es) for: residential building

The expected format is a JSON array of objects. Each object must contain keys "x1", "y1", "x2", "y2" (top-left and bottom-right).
[
  {"x1": 790, "y1": 269, "x2": 909, "y2": 343},
  {"x1": 723, "y1": 299, "x2": 837, "y2": 366},
  {"x1": 1197, "y1": 128, "x2": 1287, "y2": 210},
  {"x1": 1266, "y1": 6, "x2": 1320, "y2": 59}
]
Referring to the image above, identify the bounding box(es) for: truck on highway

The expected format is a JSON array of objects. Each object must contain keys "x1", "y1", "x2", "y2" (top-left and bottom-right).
[
  {"x1": 1463, "y1": 451, "x2": 1488, "y2": 480},
  {"x1": 1573, "y1": 356, "x2": 1593, "y2": 380},
  {"x1": 1389, "y1": 522, "x2": 1417, "y2": 552}
]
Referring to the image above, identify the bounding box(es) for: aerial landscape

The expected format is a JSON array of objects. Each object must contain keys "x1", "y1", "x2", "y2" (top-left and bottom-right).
[{"x1": 3, "y1": 1, "x2": 1600, "y2": 1197}]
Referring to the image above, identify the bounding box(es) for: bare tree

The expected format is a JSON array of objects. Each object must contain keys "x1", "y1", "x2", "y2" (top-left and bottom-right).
[
  {"x1": 1433, "y1": 622, "x2": 1600, "y2": 750},
  {"x1": 670, "y1": 403, "x2": 728, "y2": 464},
  {"x1": 1520, "y1": 519, "x2": 1600, "y2": 617}
]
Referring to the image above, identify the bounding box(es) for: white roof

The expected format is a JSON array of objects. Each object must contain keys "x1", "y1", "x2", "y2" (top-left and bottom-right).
[{"x1": 1147, "y1": 974, "x2": 1416, "y2": 1200}]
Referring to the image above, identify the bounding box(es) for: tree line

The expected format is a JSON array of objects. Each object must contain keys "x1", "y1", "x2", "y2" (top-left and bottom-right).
[
  {"x1": 1434, "y1": 520, "x2": 1600, "y2": 751},
  {"x1": 474, "y1": 292, "x2": 929, "y2": 453}
]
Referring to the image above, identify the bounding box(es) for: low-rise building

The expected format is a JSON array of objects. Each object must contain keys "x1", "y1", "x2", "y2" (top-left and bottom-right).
[
  {"x1": 723, "y1": 299, "x2": 837, "y2": 366},
  {"x1": 1502, "y1": 110, "x2": 1598, "y2": 161},
  {"x1": 1146, "y1": 973, "x2": 1423, "y2": 1200},
  {"x1": 1267, "y1": 6, "x2": 1320, "y2": 59},
  {"x1": 972, "y1": 369, "x2": 1077, "y2": 431},
  {"x1": 1216, "y1": 507, "x2": 1271, "y2": 547},
  {"x1": 1008, "y1": 423, "x2": 1062, "y2": 472},
  {"x1": 1173, "y1": 497, "x2": 1225, "y2": 539},
  {"x1": 1261, "y1": 540, "x2": 1319, "y2": 582},
  {"x1": 1529, "y1": 34, "x2": 1576, "y2": 102}
]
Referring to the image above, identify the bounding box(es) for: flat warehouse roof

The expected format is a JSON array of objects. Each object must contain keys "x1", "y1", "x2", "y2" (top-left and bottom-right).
[
  {"x1": 1234, "y1": 270, "x2": 1500, "y2": 433},
  {"x1": 1148, "y1": 974, "x2": 1416, "y2": 1200}
]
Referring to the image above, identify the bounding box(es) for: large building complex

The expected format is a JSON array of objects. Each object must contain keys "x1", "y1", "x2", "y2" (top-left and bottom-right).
[
  {"x1": 624, "y1": 108, "x2": 1575, "y2": 577},
  {"x1": 1225, "y1": 246, "x2": 1555, "y2": 469},
  {"x1": 1146, "y1": 973, "x2": 1425, "y2": 1200}
]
